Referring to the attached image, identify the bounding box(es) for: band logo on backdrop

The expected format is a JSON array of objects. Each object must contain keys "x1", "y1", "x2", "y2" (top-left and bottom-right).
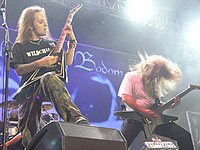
[{"x1": 74, "y1": 50, "x2": 123, "y2": 76}]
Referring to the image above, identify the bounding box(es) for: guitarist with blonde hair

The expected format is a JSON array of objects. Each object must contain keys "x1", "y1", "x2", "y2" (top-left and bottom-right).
[
  {"x1": 10, "y1": 5, "x2": 89, "y2": 148},
  {"x1": 118, "y1": 53, "x2": 194, "y2": 150}
]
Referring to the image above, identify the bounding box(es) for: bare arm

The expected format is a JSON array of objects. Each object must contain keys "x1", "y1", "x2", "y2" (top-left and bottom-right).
[
  {"x1": 15, "y1": 55, "x2": 58, "y2": 76},
  {"x1": 169, "y1": 96, "x2": 181, "y2": 109},
  {"x1": 0, "y1": 133, "x2": 23, "y2": 148},
  {"x1": 66, "y1": 46, "x2": 75, "y2": 65},
  {"x1": 122, "y1": 94, "x2": 157, "y2": 119},
  {"x1": 6, "y1": 133, "x2": 23, "y2": 147},
  {"x1": 65, "y1": 25, "x2": 76, "y2": 65}
]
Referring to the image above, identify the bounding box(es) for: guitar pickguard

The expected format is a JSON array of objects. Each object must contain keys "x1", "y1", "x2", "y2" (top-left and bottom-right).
[{"x1": 20, "y1": 50, "x2": 65, "y2": 90}]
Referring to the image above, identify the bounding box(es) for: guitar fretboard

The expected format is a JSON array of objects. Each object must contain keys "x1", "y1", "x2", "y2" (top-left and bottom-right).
[
  {"x1": 157, "y1": 85, "x2": 198, "y2": 112},
  {"x1": 53, "y1": 4, "x2": 82, "y2": 54}
]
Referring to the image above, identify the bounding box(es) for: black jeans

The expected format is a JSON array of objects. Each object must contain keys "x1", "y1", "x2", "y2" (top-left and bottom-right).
[{"x1": 121, "y1": 120, "x2": 194, "y2": 150}]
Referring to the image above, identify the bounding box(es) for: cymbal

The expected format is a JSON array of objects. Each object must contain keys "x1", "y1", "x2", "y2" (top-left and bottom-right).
[
  {"x1": 41, "y1": 104, "x2": 53, "y2": 111},
  {"x1": 0, "y1": 101, "x2": 19, "y2": 110}
]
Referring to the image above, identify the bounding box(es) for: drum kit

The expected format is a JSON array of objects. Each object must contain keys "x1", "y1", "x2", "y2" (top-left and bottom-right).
[
  {"x1": 40, "y1": 103, "x2": 58, "y2": 128},
  {"x1": 0, "y1": 100, "x2": 58, "y2": 140},
  {"x1": 0, "y1": 101, "x2": 19, "y2": 138}
]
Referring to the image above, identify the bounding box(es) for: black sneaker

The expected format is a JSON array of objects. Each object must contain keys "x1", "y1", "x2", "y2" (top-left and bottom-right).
[{"x1": 76, "y1": 118, "x2": 90, "y2": 125}]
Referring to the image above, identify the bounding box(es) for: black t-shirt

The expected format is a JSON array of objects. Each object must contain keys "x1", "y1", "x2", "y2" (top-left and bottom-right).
[{"x1": 11, "y1": 39, "x2": 66, "y2": 87}]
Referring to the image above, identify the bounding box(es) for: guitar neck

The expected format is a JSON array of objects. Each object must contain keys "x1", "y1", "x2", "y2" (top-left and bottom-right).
[
  {"x1": 157, "y1": 87, "x2": 194, "y2": 112},
  {"x1": 53, "y1": 30, "x2": 68, "y2": 53},
  {"x1": 53, "y1": 14, "x2": 74, "y2": 53}
]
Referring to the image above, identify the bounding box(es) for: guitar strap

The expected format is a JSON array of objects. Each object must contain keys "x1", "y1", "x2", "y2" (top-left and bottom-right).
[
  {"x1": 120, "y1": 100, "x2": 126, "y2": 111},
  {"x1": 154, "y1": 95, "x2": 161, "y2": 105},
  {"x1": 152, "y1": 86, "x2": 161, "y2": 105}
]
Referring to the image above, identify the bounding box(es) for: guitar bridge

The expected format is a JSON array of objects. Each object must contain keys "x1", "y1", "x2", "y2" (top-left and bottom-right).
[
  {"x1": 144, "y1": 118, "x2": 152, "y2": 124},
  {"x1": 53, "y1": 52, "x2": 62, "y2": 74}
]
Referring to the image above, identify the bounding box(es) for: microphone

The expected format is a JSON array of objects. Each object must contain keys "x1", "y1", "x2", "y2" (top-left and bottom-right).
[
  {"x1": 0, "y1": 0, "x2": 6, "y2": 16},
  {"x1": 0, "y1": 0, "x2": 6, "y2": 9},
  {"x1": 0, "y1": 0, "x2": 7, "y2": 28}
]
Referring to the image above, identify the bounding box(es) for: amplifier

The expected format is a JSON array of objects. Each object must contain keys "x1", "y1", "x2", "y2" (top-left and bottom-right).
[
  {"x1": 27, "y1": 121, "x2": 127, "y2": 150},
  {"x1": 144, "y1": 141, "x2": 178, "y2": 150}
]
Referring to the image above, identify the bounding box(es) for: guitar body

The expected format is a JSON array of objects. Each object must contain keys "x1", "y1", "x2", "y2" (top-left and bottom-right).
[
  {"x1": 20, "y1": 49, "x2": 66, "y2": 90},
  {"x1": 115, "y1": 83, "x2": 200, "y2": 139},
  {"x1": 114, "y1": 111, "x2": 178, "y2": 138},
  {"x1": 142, "y1": 113, "x2": 178, "y2": 138},
  {"x1": 144, "y1": 84, "x2": 200, "y2": 138},
  {"x1": 34, "y1": 50, "x2": 65, "y2": 79}
]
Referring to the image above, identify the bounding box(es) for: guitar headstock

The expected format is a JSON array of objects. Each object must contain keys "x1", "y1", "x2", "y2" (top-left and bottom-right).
[
  {"x1": 65, "y1": 4, "x2": 82, "y2": 26},
  {"x1": 189, "y1": 84, "x2": 200, "y2": 90},
  {"x1": 69, "y1": 4, "x2": 83, "y2": 16}
]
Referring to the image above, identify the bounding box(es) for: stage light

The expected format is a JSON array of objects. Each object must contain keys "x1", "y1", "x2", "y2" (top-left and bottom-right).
[
  {"x1": 125, "y1": 0, "x2": 155, "y2": 23},
  {"x1": 185, "y1": 20, "x2": 200, "y2": 49}
]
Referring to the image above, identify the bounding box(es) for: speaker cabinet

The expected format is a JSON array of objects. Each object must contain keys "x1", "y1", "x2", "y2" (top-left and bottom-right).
[{"x1": 27, "y1": 121, "x2": 127, "y2": 150}]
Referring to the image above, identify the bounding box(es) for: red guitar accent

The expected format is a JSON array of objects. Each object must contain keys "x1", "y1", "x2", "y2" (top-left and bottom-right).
[{"x1": 19, "y1": 4, "x2": 82, "y2": 90}]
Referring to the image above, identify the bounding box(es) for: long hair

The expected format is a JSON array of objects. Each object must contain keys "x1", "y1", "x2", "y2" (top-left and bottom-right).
[
  {"x1": 130, "y1": 53, "x2": 182, "y2": 97},
  {"x1": 15, "y1": 5, "x2": 51, "y2": 44}
]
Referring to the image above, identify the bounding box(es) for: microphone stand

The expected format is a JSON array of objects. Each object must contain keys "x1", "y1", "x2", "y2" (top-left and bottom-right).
[{"x1": 1, "y1": 4, "x2": 13, "y2": 150}]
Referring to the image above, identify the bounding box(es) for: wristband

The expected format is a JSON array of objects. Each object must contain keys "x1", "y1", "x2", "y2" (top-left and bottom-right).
[
  {"x1": 69, "y1": 39, "x2": 76, "y2": 43},
  {"x1": 68, "y1": 39, "x2": 77, "y2": 49}
]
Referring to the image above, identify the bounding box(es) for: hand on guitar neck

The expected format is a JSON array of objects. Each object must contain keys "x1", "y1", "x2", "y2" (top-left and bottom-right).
[
  {"x1": 65, "y1": 25, "x2": 76, "y2": 40},
  {"x1": 168, "y1": 96, "x2": 181, "y2": 109},
  {"x1": 136, "y1": 96, "x2": 180, "y2": 120},
  {"x1": 140, "y1": 96, "x2": 181, "y2": 120}
]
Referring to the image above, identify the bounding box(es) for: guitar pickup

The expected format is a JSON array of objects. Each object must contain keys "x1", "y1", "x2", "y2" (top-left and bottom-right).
[
  {"x1": 52, "y1": 53, "x2": 62, "y2": 73},
  {"x1": 53, "y1": 53, "x2": 62, "y2": 62}
]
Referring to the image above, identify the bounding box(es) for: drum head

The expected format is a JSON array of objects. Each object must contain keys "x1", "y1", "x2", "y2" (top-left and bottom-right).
[
  {"x1": 9, "y1": 125, "x2": 18, "y2": 137},
  {"x1": 9, "y1": 110, "x2": 19, "y2": 121}
]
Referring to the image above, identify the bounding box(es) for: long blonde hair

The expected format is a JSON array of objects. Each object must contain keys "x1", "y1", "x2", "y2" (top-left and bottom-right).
[
  {"x1": 130, "y1": 53, "x2": 182, "y2": 97},
  {"x1": 15, "y1": 5, "x2": 51, "y2": 44}
]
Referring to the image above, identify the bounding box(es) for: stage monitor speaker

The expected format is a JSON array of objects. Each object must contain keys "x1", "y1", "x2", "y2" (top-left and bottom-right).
[{"x1": 26, "y1": 121, "x2": 127, "y2": 150}]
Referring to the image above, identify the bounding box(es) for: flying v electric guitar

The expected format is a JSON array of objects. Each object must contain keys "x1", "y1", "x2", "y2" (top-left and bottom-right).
[
  {"x1": 115, "y1": 84, "x2": 200, "y2": 138},
  {"x1": 19, "y1": 4, "x2": 82, "y2": 91}
]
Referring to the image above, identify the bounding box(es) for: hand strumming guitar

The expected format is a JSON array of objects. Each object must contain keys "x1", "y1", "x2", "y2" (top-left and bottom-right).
[{"x1": 37, "y1": 55, "x2": 59, "y2": 68}]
